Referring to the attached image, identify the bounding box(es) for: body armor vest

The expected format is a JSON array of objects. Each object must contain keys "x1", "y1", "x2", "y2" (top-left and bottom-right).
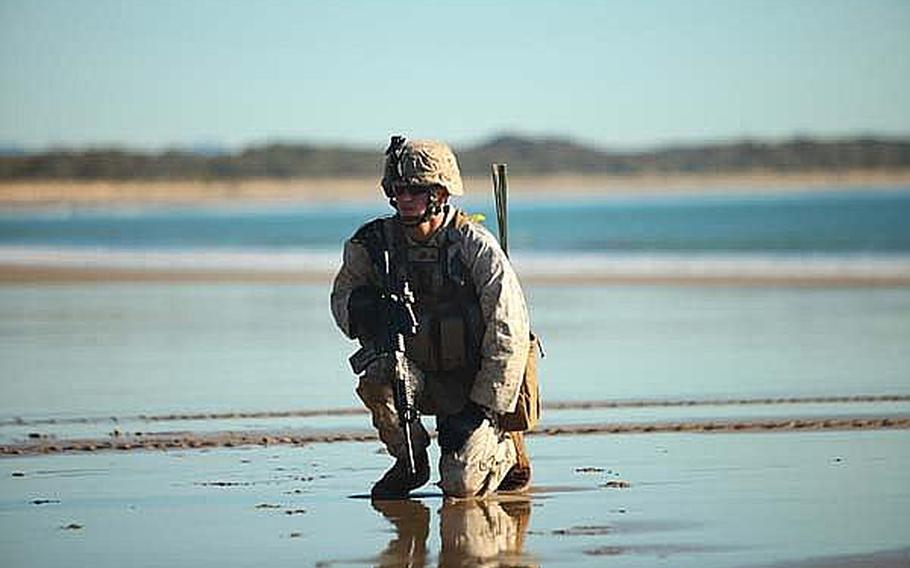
[
  {"x1": 353, "y1": 210, "x2": 485, "y2": 377},
  {"x1": 403, "y1": 214, "x2": 484, "y2": 375}
]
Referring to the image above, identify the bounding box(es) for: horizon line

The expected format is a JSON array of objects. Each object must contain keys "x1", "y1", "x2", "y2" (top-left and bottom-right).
[{"x1": 3, "y1": 131, "x2": 910, "y2": 156}]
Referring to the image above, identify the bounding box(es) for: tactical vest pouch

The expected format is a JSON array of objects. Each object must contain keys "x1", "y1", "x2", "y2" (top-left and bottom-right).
[
  {"x1": 405, "y1": 324, "x2": 434, "y2": 371},
  {"x1": 439, "y1": 316, "x2": 467, "y2": 371},
  {"x1": 499, "y1": 331, "x2": 541, "y2": 432}
]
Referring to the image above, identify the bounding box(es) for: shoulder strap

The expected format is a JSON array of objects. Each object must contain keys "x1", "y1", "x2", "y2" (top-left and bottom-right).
[
  {"x1": 351, "y1": 218, "x2": 387, "y2": 276},
  {"x1": 352, "y1": 216, "x2": 411, "y2": 286},
  {"x1": 453, "y1": 209, "x2": 471, "y2": 230},
  {"x1": 441, "y1": 209, "x2": 475, "y2": 287}
]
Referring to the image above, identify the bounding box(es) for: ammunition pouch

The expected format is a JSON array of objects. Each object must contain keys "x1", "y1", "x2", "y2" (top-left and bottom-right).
[{"x1": 400, "y1": 211, "x2": 483, "y2": 376}]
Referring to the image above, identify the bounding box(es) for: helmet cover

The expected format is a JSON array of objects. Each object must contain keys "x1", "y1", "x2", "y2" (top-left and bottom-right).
[{"x1": 381, "y1": 137, "x2": 464, "y2": 197}]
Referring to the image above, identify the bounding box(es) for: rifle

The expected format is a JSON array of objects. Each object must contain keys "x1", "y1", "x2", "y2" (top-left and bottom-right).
[
  {"x1": 490, "y1": 162, "x2": 545, "y2": 434},
  {"x1": 491, "y1": 163, "x2": 509, "y2": 257},
  {"x1": 348, "y1": 240, "x2": 421, "y2": 476}
]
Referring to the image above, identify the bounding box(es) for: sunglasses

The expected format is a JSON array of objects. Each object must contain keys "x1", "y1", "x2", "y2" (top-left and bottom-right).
[{"x1": 392, "y1": 184, "x2": 437, "y2": 197}]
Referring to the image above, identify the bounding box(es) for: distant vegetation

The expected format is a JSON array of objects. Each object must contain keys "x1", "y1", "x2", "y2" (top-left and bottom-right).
[{"x1": 2, "y1": 135, "x2": 909, "y2": 180}]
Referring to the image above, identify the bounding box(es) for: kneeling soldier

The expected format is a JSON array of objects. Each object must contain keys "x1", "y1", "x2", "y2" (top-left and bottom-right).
[{"x1": 331, "y1": 137, "x2": 532, "y2": 499}]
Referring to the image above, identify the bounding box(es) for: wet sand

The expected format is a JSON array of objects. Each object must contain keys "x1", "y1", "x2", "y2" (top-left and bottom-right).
[
  {"x1": 2, "y1": 169, "x2": 909, "y2": 207},
  {"x1": 4, "y1": 394, "x2": 905, "y2": 427},
  {"x1": 2, "y1": 428, "x2": 908, "y2": 567},
  {"x1": 2, "y1": 416, "x2": 908, "y2": 457},
  {"x1": 3, "y1": 394, "x2": 909, "y2": 457}
]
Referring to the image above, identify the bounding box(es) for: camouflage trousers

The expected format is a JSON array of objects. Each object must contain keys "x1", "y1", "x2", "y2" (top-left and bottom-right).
[{"x1": 356, "y1": 360, "x2": 517, "y2": 498}]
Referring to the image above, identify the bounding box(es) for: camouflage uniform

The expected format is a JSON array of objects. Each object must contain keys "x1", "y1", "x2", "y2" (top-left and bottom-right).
[{"x1": 330, "y1": 140, "x2": 531, "y2": 498}]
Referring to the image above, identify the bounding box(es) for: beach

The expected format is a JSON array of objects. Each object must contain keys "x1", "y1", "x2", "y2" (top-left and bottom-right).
[
  {"x1": 3, "y1": 427, "x2": 909, "y2": 567},
  {"x1": 2, "y1": 182, "x2": 909, "y2": 566},
  {"x1": 2, "y1": 169, "x2": 910, "y2": 208},
  {"x1": 1, "y1": 281, "x2": 909, "y2": 565}
]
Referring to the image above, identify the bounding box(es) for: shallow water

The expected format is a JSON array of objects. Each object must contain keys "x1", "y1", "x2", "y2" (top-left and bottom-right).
[
  {"x1": 1, "y1": 429, "x2": 908, "y2": 567},
  {"x1": 3, "y1": 399, "x2": 909, "y2": 450},
  {"x1": 2, "y1": 284, "x2": 909, "y2": 422}
]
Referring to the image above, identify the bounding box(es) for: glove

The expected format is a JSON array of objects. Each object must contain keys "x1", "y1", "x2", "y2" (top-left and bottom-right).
[
  {"x1": 348, "y1": 286, "x2": 382, "y2": 340},
  {"x1": 438, "y1": 401, "x2": 493, "y2": 453}
]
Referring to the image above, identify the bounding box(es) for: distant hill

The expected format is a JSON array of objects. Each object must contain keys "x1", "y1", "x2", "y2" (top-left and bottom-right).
[{"x1": 2, "y1": 135, "x2": 909, "y2": 180}]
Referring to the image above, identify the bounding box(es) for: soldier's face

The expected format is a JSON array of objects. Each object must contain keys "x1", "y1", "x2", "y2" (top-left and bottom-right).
[{"x1": 393, "y1": 184, "x2": 434, "y2": 221}]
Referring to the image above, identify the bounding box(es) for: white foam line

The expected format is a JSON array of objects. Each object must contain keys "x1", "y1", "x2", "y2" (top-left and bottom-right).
[
  {"x1": 513, "y1": 252, "x2": 910, "y2": 279},
  {"x1": 0, "y1": 246, "x2": 340, "y2": 274},
  {"x1": 2, "y1": 246, "x2": 910, "y2": 279}
]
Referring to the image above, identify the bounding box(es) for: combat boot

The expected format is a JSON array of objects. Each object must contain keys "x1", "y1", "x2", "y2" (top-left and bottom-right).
[
  {"x1": 497, "y1": 431, "x2": 532, "y2": 492},
  {"x1": 371, "y1": 450, "x2": 430, "y2": 500}
]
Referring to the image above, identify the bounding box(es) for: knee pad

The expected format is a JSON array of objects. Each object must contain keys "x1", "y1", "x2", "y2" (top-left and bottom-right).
[{"x1": 438, "y1": 423, "x2": 500, "y2": 497}]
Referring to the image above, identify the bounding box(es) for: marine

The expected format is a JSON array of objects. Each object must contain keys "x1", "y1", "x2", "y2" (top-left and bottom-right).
[{"x1": 330, "y1": 137, "x2": 533, "y2": 499}]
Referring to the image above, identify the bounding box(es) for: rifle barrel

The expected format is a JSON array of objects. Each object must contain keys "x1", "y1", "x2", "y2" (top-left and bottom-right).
[{"x1": 491, "y1": 163, "x2": 509, "y2": 257}]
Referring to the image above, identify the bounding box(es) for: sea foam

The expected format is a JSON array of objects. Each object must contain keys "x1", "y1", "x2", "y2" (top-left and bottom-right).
[{"x1": 3, "y1": 245, "x2": 910, "y2": 281}]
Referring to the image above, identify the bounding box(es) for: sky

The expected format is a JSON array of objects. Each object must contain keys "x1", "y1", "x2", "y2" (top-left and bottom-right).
[{"x1": 1, "y1": 0, "x2": 909, "y2": 151}]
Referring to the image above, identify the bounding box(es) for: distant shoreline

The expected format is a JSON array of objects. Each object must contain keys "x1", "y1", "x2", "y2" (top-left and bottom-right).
[{"x1": 2, "y1": 168, "x2": 910, "y2": 207}]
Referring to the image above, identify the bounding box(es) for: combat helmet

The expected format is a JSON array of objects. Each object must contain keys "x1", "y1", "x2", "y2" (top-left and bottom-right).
[{"x1": 381, "y1": 136, "x2": 464, "y2": 198}]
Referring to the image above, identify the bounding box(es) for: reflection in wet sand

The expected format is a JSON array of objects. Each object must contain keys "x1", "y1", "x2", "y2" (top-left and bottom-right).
[
  {"x1": 371, "y1": 500, "x2": 430, "y2": 567},
  {"x1": 371, "y1": 497, "x2": 536, "y2": 567}
]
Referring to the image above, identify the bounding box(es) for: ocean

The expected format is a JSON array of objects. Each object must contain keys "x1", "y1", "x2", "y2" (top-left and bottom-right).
[
  {"x1": 3, "y1": 189, "x2": 910, "y2": 253},
  {"x1": 2, "y1": 189, "x2": 910, "y2": 280}
]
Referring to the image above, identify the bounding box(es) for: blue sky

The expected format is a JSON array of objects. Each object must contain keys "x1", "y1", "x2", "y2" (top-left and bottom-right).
[{"x1": 1, "y1": 0, "x2": 908, "y2": 150}]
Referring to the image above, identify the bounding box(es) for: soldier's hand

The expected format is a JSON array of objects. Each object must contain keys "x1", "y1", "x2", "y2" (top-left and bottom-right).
[
  {"x1": 348, "y1": 285, "x2": 383, "y2": 340},
  {"x1": 438, "y1": 401, "x2": 492, "y2": 453}
]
